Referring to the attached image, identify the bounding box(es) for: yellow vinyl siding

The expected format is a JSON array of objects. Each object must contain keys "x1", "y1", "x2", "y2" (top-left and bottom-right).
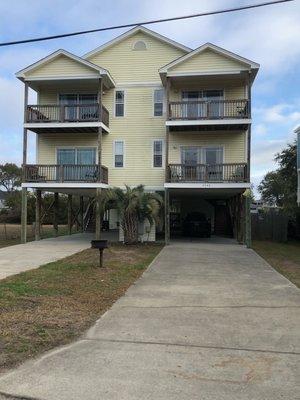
[
  {"x1": 169, "y1": 49, "x2": 249, "y2": 73},
  {"x1": 87, "y1": 32, "x2": 185, "y2": 82},
  {"x1": 38, "y1": 82, "x2": 99, "y2": 104},
  {"x1": 169, "y1": 131, "x2": 246, "y2": 164},
  {"x1": 169, "y1": 75, "x2": 246, "y2": 101},
  {"x1": 25, "y1": 55, "x2": 98, "y2": 79},
  {"x1": 37, "y1": 134, "x2": 98, "y2": 164},
  {"x1": 101, "y1": 86, "x2": 165, "y2": 187}
]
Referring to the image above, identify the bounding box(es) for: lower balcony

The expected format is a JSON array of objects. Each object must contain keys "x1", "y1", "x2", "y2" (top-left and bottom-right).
[
  {"x1": 167, "y1": 163, "x2": 249, "y2": 183},
  {"x1": 24, "y1": 164, "x2": 108, "y2": 184}
]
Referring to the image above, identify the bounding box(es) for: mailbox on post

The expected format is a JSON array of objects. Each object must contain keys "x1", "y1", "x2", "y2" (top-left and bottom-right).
[{"x1": 91, "y1": 240, "x2": 108, "y2": 268}]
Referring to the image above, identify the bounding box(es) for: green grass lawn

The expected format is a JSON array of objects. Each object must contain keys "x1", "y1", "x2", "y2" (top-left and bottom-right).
[
  {"x1": 0, "y1": 243, "x2": 163, "y2": 373},
  {"x1": 252, "y1": 240, "x2": 300, "y2": 288}
]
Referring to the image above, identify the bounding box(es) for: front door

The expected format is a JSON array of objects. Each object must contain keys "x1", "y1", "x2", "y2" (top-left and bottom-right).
[
  {"x1": 203, "y1": 147, "x2": 223, "y2": 181},
  {"x1": 57, "y1": 148, "x2": 96, "y2": 181},
  {"x1": 181, "y1": 147, "x2": 201, "y2": 181}
]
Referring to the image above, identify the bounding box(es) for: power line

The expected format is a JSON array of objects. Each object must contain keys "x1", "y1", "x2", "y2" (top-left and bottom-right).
[{"x1": 0, "y1": 0, "x2": 294, "y2": 47}]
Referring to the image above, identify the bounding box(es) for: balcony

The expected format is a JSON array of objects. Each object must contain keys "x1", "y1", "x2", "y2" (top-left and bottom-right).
[
  {"x1": 24, "y1": 164, "x2": 108, "y2": 184},
  {"x1": 167, "y1": 163, "x2": 248, "y2": 183},
  {"x1": 25, "y1": 104, "x2": 109, "y2": 134},
  {"x1": 167, "y1": 99, "x2": 250, "y2": 131}
]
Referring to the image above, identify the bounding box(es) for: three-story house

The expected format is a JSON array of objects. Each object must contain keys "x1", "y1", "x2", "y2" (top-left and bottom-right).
[{"x1": 17, "y1": 26, "x2": 259, "y2": 244}]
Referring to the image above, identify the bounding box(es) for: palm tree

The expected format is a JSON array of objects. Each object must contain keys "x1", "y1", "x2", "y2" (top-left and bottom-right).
[{"x1": 109, "y1": 185, "x2": 163, "y2": 244}]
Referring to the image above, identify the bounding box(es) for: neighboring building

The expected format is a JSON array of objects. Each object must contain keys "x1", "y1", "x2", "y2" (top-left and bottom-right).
[
  {"x1": 17, "y1": 26, "x2": 259, "y2": 243},
  {"x1": 296, "y1": 126, "x2": 300, "y2": 205}
]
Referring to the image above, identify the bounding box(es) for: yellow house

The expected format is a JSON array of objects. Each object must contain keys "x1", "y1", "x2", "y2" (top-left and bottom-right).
[{"x1": 17, "y1": 26, "x2": 259, "y2": 244}]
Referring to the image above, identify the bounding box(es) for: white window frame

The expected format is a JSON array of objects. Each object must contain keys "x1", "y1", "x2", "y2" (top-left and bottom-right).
[
  {"x1": 152, "y1": 139, "x2": 164, "y2": 168},
  {"x1": 55, "y1": 146, "x2": 98, "y2": 164},
  {"x1": 114, "y1": 89, "x2": 126, "y2": 117},
  {"x1": 153, "y1": 88, "x2": 164, "y2": 117},
  {"x1": 113, "y1": 140, "x2": 125, "y2": 168},
  {"x1": 180, "y1": 145, "x2": 225, "y2": 164}
]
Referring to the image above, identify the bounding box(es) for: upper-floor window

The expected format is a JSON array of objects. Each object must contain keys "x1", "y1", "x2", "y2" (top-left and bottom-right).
[
  {"x1": 154, "y1": 89, "x2": 164, "y2": 116},
  {"x1": 59, "y1": 94, "x2": 97, "y2": 120},
  {"x1": 115, "y1": 90, "x2": 125, "y2": 117},
  {"x1": 133, "y1": 40, "x2": 147, "y2": 51},
  {"x1": 153, "y1": 140, "x2": 163, "y2": 168},
  {"x1": 114, "y1": 140, "x2": 124, "y2": 168}
]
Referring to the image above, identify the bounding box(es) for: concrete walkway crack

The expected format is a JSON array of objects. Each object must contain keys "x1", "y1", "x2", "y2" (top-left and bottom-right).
[
  {"x1": 84, "y1": 337, "x2": 300, "y2": 356},
  {"x1": 116, "y1": 305, "x2": 300, "y2": 309}
]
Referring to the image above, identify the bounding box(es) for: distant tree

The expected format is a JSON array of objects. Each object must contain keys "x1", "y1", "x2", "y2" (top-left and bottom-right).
[
  {"x1": 0, "y1": 163, "x2": 22, "y2": 192},
  {"x1": 258, "y1": 141, "x2": 297, "y2": 214}
]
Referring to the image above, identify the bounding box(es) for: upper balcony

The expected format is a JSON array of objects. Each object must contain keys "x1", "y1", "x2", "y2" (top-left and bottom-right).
[
  {"x1": 168, "y1": 99, "x2": 249, "y2": 123},
  {"x1": 159, "y1": 43, "x2": 259, "y2": 132},
  {"x1": 16, "y1": 49, "x2": 115, "y2": 134},
  {"x1": 25, "y1": 103, "x2": 109, "y2": 134}
]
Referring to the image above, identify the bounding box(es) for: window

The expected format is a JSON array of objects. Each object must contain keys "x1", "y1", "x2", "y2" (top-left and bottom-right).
[
  {"x1": 114, "y1": 141, "x2": 124, "y2": 167},
  {"x1": 115, "y1": 90, "x2": 125, "y2": 117},
  {"x1": 154, "y1": 89, "x2": 163, "y2": 116},
  {"x1": 153, "y1": 140, "x2": 163, "y2": 167},
  {"x1": 133, "y1": 40, "x2": 147, "y2": 51},
  {"x1": 181, "y1": 90, "x2": 223, "y2": 118},
  {"x1": 57, "y1": 148, "x2": 96, "y2": 165},
  {"x1": 59, "y1": 94, "x2": 97, "y2": 120}
]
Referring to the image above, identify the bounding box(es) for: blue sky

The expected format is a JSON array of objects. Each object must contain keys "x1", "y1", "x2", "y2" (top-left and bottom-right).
[{"x1": 0, "y1": 0, "x2": 299, "y2": 196}]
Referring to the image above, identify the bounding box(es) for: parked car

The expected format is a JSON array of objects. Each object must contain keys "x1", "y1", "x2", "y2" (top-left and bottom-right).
[{"x1": 182, "y1": 212, "x2": 211, "y2": 237}]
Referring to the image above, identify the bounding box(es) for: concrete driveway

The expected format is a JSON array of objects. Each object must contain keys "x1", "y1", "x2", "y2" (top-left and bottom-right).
[
  {"x1": 0, "y1": 239, "x2": 299, "y2": 399},
  {"x1": 0, "y1": 233, "x2": 93, "y2": 280}
]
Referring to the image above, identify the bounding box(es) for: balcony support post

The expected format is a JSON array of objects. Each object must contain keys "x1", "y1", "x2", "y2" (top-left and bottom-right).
[
  {"x1": 21, "y1": 188, "x2": 27, "y2": 244},
  {"x1": 165, "y1": 77, "x2": 171, "y2": 182},
  {"x1": 95, "y1": 188, "x2": 101, "y2": 240},
  {"x1": 53, "y1": 192, "x2": 59, "y2": 237},
  {"x1": 247, "y1": 73, "x2": 252, "y2": 180},
  {"x1": 67, "y1": 194, "x2": 72, "y2": 235},
  {"x1": 164, "y1": 188, "x2": 170, "y2": 245},
  {"x1": 98, "y1": 77, "x2": 103, "y2": 182},
  {"x1": 22, "y1": 82, "x2": 29, "y2": 181},
  {"x1": 35, "y1": 189, "x2": 42, "y2": 241}
]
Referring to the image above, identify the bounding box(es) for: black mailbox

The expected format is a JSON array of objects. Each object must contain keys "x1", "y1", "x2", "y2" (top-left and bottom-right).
[{"x1": 91, "y1": 240, "x2": 108, "y2": 268}]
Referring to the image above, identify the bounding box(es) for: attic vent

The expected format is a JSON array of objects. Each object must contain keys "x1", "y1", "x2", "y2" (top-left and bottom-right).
[{"x1": 133, "y1": 40, "x2": 147, "y2": 51}]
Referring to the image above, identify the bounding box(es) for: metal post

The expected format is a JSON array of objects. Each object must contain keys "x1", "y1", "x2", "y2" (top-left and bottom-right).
[
  {"x1": 95, "y1": 188, "x2": 101, "y2": 239},
  {"x1": 35, "y1": 189, "x2": 41, "y2": 241},
  {"x1": 67, "y1": 194, "x2": 72, "y2": 235},
  {"x1": 80, "y1": 196, "x2": 84, "y2": 232},
  {"x1": 99, "y1": 249, "x2": 104, "y2": 268},
  {"x1": 53, "y1": 192, "x2": 59, "y2": 237},
  {"x1": 164, "y1": 188, "x2": 170, "y2": 245},
  {"x1": 245, "y1": 194, "x2": 252, "y2": 248},
  {"x1": 21, "y1": 188, "x2": 27, "y2": 243}
]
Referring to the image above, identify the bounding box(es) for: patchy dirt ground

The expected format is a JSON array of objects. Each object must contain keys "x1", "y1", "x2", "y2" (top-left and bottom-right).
[
  {"x1": 0, "y1": 243, "x2": 163, "y2": 372},
  {"x1": 0, "y1": 224, "x2": 69, "y2": 248}
]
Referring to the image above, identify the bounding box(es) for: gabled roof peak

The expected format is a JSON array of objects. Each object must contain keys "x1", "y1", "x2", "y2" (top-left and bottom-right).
[
  {"x1": 83, "y1": 25, "x2": 191, "y2": 59},
  {"x1": 159, "y1": 42, "x2": 260, "y2": 73}
]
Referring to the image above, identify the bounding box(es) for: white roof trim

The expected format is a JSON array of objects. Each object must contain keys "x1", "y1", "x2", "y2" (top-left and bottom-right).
[
  {"x1": 83, "y1": 26, "x2": 191, "y2": 59},
  {"x1": 166, "y1": 70, "x2": 247, "y2": 77},
  {"x1": 16, "y1": 49, "x2": 109, "y2": 78},
  {"x1": 159, "y1": 42, "x2": 260, "y2": 73}
]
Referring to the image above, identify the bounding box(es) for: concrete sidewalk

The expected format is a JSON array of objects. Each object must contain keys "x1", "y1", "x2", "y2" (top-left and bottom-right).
[
  {"x1": 0, "y1": 233, "x2": 93, "y2": 280},
  {"x1": 0, "y1": 239, "x2": 299, "y2": 399}
]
